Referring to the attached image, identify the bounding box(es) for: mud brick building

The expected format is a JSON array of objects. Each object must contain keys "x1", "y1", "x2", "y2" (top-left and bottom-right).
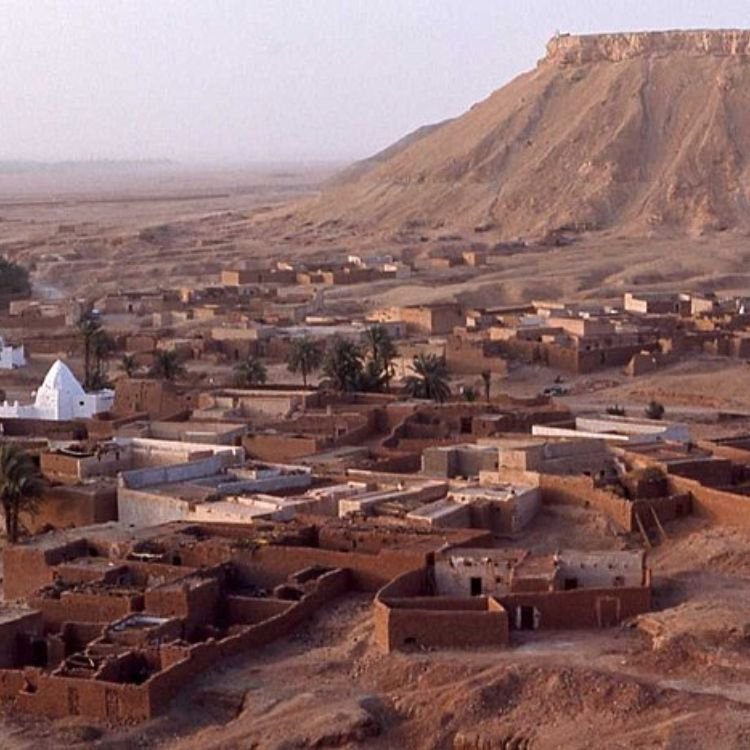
[
  {"x1": 113, "y1": 379, "x2": 198, "y2": 420},
  {"x1": 0, "y1": 519, "x2": 487, "y2": 723},
  {"x1": 444, "y1": 333, "x2": 508, "y2": 375},
  {"x1": 370, "y1": 303, "x2": 464, "y2": 336},
  {"x1": 375, "y1": 548, "x2": 651, "y2": 652}
]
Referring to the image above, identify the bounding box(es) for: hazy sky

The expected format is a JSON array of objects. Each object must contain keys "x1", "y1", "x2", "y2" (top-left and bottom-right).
[{"x1": 5, "y1": 0, "x2": 750, "y2": 164}]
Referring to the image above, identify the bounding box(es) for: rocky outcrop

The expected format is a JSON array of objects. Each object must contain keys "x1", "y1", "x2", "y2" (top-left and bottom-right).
[
  {"x1": 546, "y1": 30, "x2": 750, "y2": 65},
  {"x1": 294, "y1": 30, "x2": 750, "y2": 240}
]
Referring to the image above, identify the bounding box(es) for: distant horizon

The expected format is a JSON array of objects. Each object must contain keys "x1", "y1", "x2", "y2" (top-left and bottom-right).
[{"x1": 0, "y1": 157, "x2": 352, "y2": 171}]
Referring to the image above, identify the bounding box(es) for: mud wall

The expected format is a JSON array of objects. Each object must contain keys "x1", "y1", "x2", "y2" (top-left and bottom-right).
[
  {"x1": 499, "y1": 586, "x2": 651, "y2": 629},
  {"x1": 667, "y1": 476, "x2": 750, "y2": 529},
  {"x1": 540, "y1": 474, "x2": 634, "y2": 531}
]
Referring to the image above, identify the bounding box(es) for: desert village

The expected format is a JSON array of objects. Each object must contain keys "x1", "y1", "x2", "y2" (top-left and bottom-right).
[
  {"x1": 6, "y1": 19, "x2": 750, "y2": 749},
  {"x1": 0, "y1": 238, "x2": 750, "y2": 729}
]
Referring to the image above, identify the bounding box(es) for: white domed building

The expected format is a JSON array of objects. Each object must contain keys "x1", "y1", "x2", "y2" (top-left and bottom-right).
[{"x1": 0, "y1": 359, "x2": 114, "y2": 421}]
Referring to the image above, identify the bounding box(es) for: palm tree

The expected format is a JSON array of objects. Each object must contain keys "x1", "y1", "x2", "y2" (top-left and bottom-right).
[
  {"x1": 645, "y1": 400, "x2": 665, "y2": 420},
  {"x1": 90, "y1": 329, "x2": 116, "y2": 390},
  {"x1": 358, "y1": 358, "x2": 387, "y2": 393},
  {"x1": 149, "y1": 350, "x2": 186, "y2": 382},
  {"x1": 234, "y1": 356, "x2": 267, "y2": 387},
  {"x1": 286, "y1": 336, "x2": 323, "y2": 388},
  {"x1": 404, "y1": 353, "x2": 451, "y2": 403},
  {"x1": 0, "y1": 444, "x2": 43, "y2": 543},
  {"x1": 321, "y1": 336, "x2": 364, "y2": 393},
  {"x1": 480, "y1": 369, "x2": 492, "y2": 403},
  {"x1": 0, "y1": 258, "x2": 31, "y2": 296},
  {"x1": 462, "y1": 385, "x2": 479, "y2": 403},
  {"x1": 76, "y1": 309, "x2": 103, "y2": 390},
  {"x1": 121, "y1": 354, "x2": 138, "y2": 377},
  {"x1": 365, "y1": 325, "x2": 398, "y2": 391}
]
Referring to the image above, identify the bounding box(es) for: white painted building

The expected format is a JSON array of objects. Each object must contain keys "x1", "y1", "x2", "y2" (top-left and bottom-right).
[
  {"x1": 0, "y1": 359, "x2": 114, "y2": 421},
  {"x1": 0, "y1": 337, "x2": 25, "y2": 370},
  {"x1": 532, "y1": 416, "x2": 690, "y2": 444}
]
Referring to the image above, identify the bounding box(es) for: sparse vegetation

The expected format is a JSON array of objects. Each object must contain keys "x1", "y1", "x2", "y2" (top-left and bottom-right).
[
  {"x1": 77, "y1": 310, "x2": 114, "y2": 390},
  {"x1": 121, "y1": 354, "x2": 138, "y2": 377},
  {"x1": 480, "y1": 369, "x2": 492, "y2": 402},
  {"x1": 0, "y1": 258, "x2": 30, "y2": 296},
  {"x1": 364, "y1": 325, "x2": 398, "y2": 391},
  {"x1": 149, "y1": 350, "x2": 185, "y2": 382},
  {"x1": 404, "y1": 353, "x2": 451, "y2": 403},
  {"x1": 0, "y1": 444, "x2": 42, "y2": 543},
  {"x1": 606, "y1": 405, "x2": 626, "y2": 416},
  {"x1": 234, "y1": 356, "x2": 267, "y2": 387},
  {"x1": 321, "y1": 336, "x2": 365, "y2": 393},
  {"x1": 645, "y1": 400, "x2": 665, "y2": 420},
  {"x1": 91, "y1": 329, "x2": 116, "y2": 390},
  {"x1": 286, "y1": 337, "x2": 323, "y2": 388},
  {"x1": 319, "y1": 333, "x2": 398, "y2": 394},
  {"x1": 462, "y1": 385, "x2": 478, "y2": 402}
]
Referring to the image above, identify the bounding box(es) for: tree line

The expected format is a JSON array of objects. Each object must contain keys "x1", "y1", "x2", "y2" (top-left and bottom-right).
[{"x1": 233, "y1": 324, "x2": 453, "y2": 403}]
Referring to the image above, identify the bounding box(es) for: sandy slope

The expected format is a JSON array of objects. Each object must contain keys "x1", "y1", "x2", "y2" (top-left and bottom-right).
[{"x1": 298, "y1": 31, "x2": 750, "y2": 241}]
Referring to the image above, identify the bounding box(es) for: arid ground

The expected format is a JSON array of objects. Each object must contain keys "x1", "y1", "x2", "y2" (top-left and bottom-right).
[
  {"x1": 4, "y1": 163, "x2": 750, "y2": 310},
  {"x1": 5, "y1": 508, "x2": 750, "y2": 748},
  {"x1": 3, "y1": 164, "x2": 750, "y2": 748}
]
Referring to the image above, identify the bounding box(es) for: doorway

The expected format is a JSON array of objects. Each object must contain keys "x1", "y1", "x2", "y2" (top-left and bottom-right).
[
  {"x1": 597, "y1": 597, "x2": 620, "y2": 627},
  {"x1": 517, "y1": 605, "x2": 538, "y2": 630}
]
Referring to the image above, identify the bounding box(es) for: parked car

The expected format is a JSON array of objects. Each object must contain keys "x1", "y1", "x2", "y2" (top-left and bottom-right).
[{"x1": 542, "y1": 385, "x2": 569, "y2": 397}]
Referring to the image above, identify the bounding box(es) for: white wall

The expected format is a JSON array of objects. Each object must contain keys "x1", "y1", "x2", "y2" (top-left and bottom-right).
[
  {"x1": 0, "y1": 343, "x2": 25, "y2": 370},
  {"x1": 434, "y1": 549, "x2": 525, "y2": 597},
  {"x1": 554, "y1": 550, "x2": 644, "y2": 589}
]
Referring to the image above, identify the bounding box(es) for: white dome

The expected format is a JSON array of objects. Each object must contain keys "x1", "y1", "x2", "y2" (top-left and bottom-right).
[{"x1": 38, "y1": 360, "x2": 85, "y2": 398}]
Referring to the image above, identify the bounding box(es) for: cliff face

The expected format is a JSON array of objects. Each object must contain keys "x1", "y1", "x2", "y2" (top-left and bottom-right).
[
  {"x1": 294, "y1": 31, "x2": 750, "y2": 241},
  {"x1": 545, "y1": 30, "x2": 750, "y2": 65}
]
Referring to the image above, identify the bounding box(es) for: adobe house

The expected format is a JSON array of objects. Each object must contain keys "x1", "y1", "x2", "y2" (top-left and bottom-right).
[
  {"x1": 444, "y1": 333, "x2": 508, "y2": 375},
  {"x1": 374, "y1": 548, "x2": 651, "y2": 652},
  {"x1": 624, "y1": 292, "x2": 684, "y2": 315},
  {"x1": 209, "y1": 325, "x2": 263, "y2": 362},
  {"x1": 34, "y1": 438, "x2": 247, "y2": 531},
  {"x1": 0, "y1": 519, "x2": 487, "y2": 722},
  {"x1": 479, "y1": 436, "x2": 615, "y2": 480},
  {"x1": 29, "y1": 481, "x2": 118, "y2": 533},
  {"x1": 117, "y1": 456, "x2": 312, "y2": 527},
  {"x1": 623, "y1": 442, "x2": 735, "y2": 488},
  {"x1": 337, "y1": 479, "x2": 448, "y2": 518},
  {"x1": 41, "y1": 436, "x2": 245, "y2": 484},
  {"x1": 195, "y1": 387, "x2": 321, "y2": 421},
  {"x1": 407, "y1": 481, "x2": 542, "y2": 534},
  {"x1": 113, "y1": 379, "x2": 197, "y2": 420},
  {"x1": 422, "y1": 444, "x2": 499, "y2": 478},
  {"x1": 486, "y1": 301, "x2": 674, "y2": 375},
  {"x1": 384, "y1": 401, "x2": 571, "y2": 456},
  {"x1": 370, "y1": 303, "x2": 464, "y2": 336},
  {"x1": 243, "y1": 409, "x2": 377, "y2": 462},
  {"x1": 449, "y1": 484, "x2": 541, "y2": 533}
]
